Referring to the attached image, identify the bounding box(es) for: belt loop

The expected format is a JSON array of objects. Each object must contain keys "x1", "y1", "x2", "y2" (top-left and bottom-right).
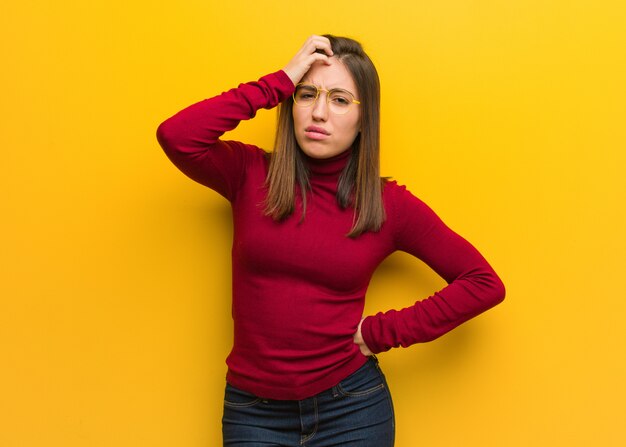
[
  {"x1": 332, "y1": 385, "x2": 339, "y2": 398},
  {"x1": 370, "y1": 354, "x2": 382, "y2": 372}
]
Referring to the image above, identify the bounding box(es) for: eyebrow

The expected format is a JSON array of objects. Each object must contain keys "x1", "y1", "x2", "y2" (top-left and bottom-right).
[{"x1": 299, "y1": 82, "x2": 356, "y2": 96}]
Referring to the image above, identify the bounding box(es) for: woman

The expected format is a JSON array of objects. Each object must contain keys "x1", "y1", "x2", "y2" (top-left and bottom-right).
[{"x1": 157, "y1": 34, "x2": 505, "y2": 447}]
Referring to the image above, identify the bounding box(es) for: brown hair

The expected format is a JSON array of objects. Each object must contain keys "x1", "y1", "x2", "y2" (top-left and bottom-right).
[{"x1": 264, "y1": 35, "x2": 385, "y2": 238}]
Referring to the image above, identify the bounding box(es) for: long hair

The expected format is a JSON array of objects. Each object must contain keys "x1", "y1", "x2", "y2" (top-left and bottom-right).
[{"x1": 264, "y1": 35, "x2": 385, "y2": 238}]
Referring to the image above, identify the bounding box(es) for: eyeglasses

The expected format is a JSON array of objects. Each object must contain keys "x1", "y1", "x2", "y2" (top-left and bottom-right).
[{"x1": 293, "y1": 83, "x2": 361, "y2": 115}]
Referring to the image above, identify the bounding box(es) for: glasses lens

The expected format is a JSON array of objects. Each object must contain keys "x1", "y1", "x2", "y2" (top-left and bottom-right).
[
  {"x1": 293, "y1": 85, "x2": 318, "y2": 106},
  {"x1": 328, "y1": 90, "x2": 354, "y2": 115}
]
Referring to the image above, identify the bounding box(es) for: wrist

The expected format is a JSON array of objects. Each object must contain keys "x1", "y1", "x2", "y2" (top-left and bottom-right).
[{"x1": 360, "y1": 316, "x2": 380, "y2": 355}]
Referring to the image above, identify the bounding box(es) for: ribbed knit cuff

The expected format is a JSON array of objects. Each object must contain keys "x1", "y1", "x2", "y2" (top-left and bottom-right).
[
  {"x1": 270, "y1": 70, "x2": 296, "y2": 98},
  {"x1": 361, "y1": 315, "x2": 385, "y2": 355}
]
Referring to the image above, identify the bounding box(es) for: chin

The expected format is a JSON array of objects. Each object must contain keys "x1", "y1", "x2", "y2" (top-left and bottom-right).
[
  {"x1": 299, "y1": 141, "x2": 349, "y2": 160},
  {"x1": 301, "y1": 149, "x2": 336, "y2": 159},
  {"x1": 301, "y1": 149, "x2": 326, "y2": 159}
]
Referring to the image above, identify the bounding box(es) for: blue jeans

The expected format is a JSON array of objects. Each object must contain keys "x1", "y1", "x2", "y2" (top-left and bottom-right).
[{"x1": 222, "y1": 356, "x2": 395, "y2": 446}]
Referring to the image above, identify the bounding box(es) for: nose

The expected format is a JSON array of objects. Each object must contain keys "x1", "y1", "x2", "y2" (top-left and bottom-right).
[{"x1": 311, "y1": 93, "x2": 329, "y2": 122}]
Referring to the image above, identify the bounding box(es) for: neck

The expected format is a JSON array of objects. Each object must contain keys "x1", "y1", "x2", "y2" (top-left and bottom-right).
[{"x1": 302, "y1": 148, "x2": 353, "y2": 178}]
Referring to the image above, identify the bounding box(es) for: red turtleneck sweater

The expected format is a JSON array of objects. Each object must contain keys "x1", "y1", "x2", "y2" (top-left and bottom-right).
[{"x1": 156, "y1": 70, "x2": 505, "y2": 400}]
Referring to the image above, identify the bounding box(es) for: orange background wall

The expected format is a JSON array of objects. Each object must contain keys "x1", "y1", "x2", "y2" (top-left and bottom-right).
[{"x1": 2, "y1": 1, "x2": 625, "y2": 445}]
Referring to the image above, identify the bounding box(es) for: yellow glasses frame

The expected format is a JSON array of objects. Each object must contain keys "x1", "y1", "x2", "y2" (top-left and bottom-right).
[{"x1": 293, "y1": 83, "x2": 361, "y2": 114}]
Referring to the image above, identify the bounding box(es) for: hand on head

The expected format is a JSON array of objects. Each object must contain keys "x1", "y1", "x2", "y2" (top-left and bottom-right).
[{"x1": 283, "y1": 35, "x2": 334, "y2": 86}]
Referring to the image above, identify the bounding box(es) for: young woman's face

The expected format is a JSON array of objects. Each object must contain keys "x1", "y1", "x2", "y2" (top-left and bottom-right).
[{"x1": 292, "y1": 58, "x2": 361, "y2": 159}]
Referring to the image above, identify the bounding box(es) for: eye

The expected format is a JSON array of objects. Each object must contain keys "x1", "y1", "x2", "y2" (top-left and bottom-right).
[
  {"x1": 332, "y1": 96, "x2": 350, "y2": 105},
  {"x1": 329, "y1": 91, "x2": 352, "y2": 106},
  {"x1": 295, "y1": 85, "x2": 318, "y2": 102}
]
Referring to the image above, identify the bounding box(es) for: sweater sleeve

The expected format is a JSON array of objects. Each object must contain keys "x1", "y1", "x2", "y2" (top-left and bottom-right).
[
  {"x1": 361, "y1": 183, "x2": 506, "y2": 353},
  {"x1": 156, "y1": 70, "x2": 295, "y2": 201}
]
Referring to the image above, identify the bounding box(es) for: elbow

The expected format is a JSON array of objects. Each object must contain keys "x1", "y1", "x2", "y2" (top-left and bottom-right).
[
  {"x1": 156, "y1": 116, "x2": 188, "y2": 157},
  {"x1": 489, "y1": 272, "x2": 506, "y2": 307},
  {"x1": 156, "y1": 119, "x2": 175, "y2": 154},
  {"x1": 470, "y1": 267, "x2": 506, "y2": 310}
]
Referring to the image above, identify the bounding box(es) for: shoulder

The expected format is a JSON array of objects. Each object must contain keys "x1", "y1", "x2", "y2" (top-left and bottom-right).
[
  {"x1": 220, "y1": 140, "x2": 270, "y2": 165},
  {"x1": 382, "y1": 178, "x2": 445, "y2": 240},
  {"x1": 222, "y1": 140, "x2": 268, "y2": 156},
  {"x1": 382, "y1": 178, "x2": 426, "y2": 208}
]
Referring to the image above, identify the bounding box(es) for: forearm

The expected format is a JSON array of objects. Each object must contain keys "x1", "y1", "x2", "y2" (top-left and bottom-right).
[
  {"x1": 155, "y1": 70, "x2": 294, "y2": 198},
  {"x1": 361, "y1": 263, "x2": 505, "y2": 353},
  {"x1": 156, "y1": 70, "x2": 294, "y2": 157}
]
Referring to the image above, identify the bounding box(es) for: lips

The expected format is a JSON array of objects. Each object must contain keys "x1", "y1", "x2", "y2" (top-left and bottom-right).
[{"x1": 305, "y1": 126, "x2": 330, "y2": 136}]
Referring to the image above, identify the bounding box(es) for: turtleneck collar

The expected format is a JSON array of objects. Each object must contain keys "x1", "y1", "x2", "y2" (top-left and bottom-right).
[{"x1": 302, "y1": 148, "x2": 353, "y2": 178}]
